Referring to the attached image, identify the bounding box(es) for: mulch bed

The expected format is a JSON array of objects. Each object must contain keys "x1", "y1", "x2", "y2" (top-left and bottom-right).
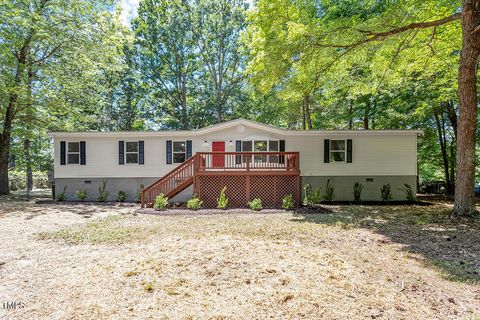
[
  {"x1": 35, "y1": 199, "x2": 138, "y2": 207},
  {"x1": 138, "y1": 207, "x2": 287, "y2": 216}
]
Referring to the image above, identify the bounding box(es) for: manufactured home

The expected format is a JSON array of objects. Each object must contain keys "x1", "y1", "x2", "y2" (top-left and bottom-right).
[{"x1": 50, "y1": 118, "x2": 420, "y2": 207}]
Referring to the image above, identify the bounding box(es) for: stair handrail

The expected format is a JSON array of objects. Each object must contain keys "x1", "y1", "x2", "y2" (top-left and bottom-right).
[{"x1": 141, "y1": 154, "x2": 197, "y2": 207}]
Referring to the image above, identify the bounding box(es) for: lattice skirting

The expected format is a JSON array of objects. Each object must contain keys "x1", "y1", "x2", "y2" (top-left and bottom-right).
[{"x1": 194, "y1": 174, "x2": 301, "y2": 208}]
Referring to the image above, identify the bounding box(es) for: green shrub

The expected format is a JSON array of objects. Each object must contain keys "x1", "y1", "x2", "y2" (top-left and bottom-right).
[
  {"x1": 187, "y1": 195, "x2": 203, "y2": 211},
  {"x1": 217, "y1": 186, "x2": 229, "y2": 209},
  {"x1": 33, "y1": 172, "x2": 49, "y2": 189},
  {"x1": 136, "y1": 184, "x2": 144, "y2": 203},
  {"x1": 303, "y1": 184, "x2": 321, "y2": 205},
  {"x1": 57, "y1": 186, "x2": 67, "y2": 201},
  {"x1": 282, "y1": 194, "x2": 295, "y2": 210},
  {"x1": 248, "y1": 198, "x2": 263, "y2": 211},
  {"x1": 323, "y1": 179, "x2": 335, "y2": 202},
  {"x1": 400, "y1": 183, "x2": 416, "y2": 202},
  {"x1": 8, "y1": 170, "x2": 49, "y2": 191},
  {"x1": 9, "y1": 170, "x2": 26, "y2": 191},
  {"x1": 97, "y1": 180, "x2": 109, "y2": 202},
  {"x1": 117, "y1": 190, "x2": 128, "y2": 202},
  {"x1": 154, "y1": 193, "x2": 169, "y2": 211},
  {"x1": 353, "y1": 182, "x2": 364, "y2": 203},
  {"x1": 75, "y1": 189, "x2": 88, "y2": 201},
  {"x1": 381, "y1": 184, "x2": 393, "y2": 202}
]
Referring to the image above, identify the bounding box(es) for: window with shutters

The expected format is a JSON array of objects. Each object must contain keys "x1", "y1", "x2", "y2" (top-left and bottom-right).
[
  {"x1": 67, "y1": 142, "x2": 80, "y2": 164},
  {"x1": 126, "y1": 142, "x2": 139, "y2": 164},
  {"x1": 330, "y1": 140, "x2": 346, "y2": 162},
  {"x1": 173, "y1": 141, "x2": 186, "y2": 163}
]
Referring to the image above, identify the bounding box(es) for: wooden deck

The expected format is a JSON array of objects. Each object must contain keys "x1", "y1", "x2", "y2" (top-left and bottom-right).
[{"x1": 141, "y1": 152, "x2": 301, "y2": 208}]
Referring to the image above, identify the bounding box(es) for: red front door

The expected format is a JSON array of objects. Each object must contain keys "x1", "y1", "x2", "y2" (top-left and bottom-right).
[{"x1": 212, "y1": 141, "x2": 225, "y2": 168}]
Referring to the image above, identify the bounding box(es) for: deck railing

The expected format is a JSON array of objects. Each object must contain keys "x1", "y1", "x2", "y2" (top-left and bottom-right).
[
  {"x1": 141, "y1": 155, "x2": 196, "y2": 207},
  {"x1": 141, "y1": 152, "x2": 300, "y2": 208},
  {"x1": 195, "y1": 152, "x2": 300, "y2": 172}
]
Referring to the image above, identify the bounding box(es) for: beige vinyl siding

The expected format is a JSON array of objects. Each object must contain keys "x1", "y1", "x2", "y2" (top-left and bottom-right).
[
  {"x1": 53, "y1": 124, "x2": 417, "y2": 178},
  {"x1": 287, "y1": 135, "x2": 417, "y2": 176}
]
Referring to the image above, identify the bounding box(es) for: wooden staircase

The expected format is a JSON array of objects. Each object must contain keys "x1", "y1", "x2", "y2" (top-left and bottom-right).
[
  {"x1": 141, "y1": 151, "x2": 301, "y2": 208},
  {"x1": 141, "y1": 154, "x2": 197, "y2": 208}
]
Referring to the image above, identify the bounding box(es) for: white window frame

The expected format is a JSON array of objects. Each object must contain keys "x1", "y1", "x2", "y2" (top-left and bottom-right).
[
  {"x1": 241, "y1": 139, "x2": 279, "y2": 152},
  {"x1": 125, "y1": 141, "x2": 139, "y2": 164},
  {"x1": 172, "y1": 140, "x2": 186, "y2": 164},
  {"x1": 241, "y1": 139, "x2": 279, "y2": 163},
  {"x1": 330, "y1": 139, "x2": 346, "y2": 163},
  {"x1": 67, "y1": 141, "x2": 80, "y2": 165}
]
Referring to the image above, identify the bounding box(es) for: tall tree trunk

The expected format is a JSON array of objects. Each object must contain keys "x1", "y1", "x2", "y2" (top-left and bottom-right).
[
  {"x1": 0, "y1": 96, "x2": 16, "y2": 195},
  {"x1": 450, "y1": 141, "x2": 456, "y2": 193},
  {"x1": 216, "y1": 92, "x2": 224, "y2": 124},
  {"x1": 124, "y1": 81, "x2": 134, "y2": 131},
  {"x1": 0, "y1": 29, "x2": 32, "y2": 194},
  {"x1": 301, "y1": 101, "x2": 306, "y2": 130},
  {"x1": 454, "y1": 0, "x2": 480, "y2": 217},
  {"x1": 363, "y1": 99, "x2": 369, "y2": 130},
  {"x1": 434, "y1": 109, "x2": 453, "y2": 195},
  {"x1": 445, "y1": 101, "x2": 458, "y2": 141},
  {"x1": 23, "y1": 139, "x2": 32, "y2": 196},
  {"x1": 302, "y1": 95, "x2": 312, "y2": 130},
  {"x1": 348, "y1": 100, "x2": 353, "y2": 129},
  {"x1": 24, "y1": 64, "x2": 34, "y2": 197}
]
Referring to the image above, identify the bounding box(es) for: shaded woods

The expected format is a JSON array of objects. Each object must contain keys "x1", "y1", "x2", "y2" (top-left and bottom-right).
[{"x1": 1, "y1": 0, "x2": 478, "y2": 215}]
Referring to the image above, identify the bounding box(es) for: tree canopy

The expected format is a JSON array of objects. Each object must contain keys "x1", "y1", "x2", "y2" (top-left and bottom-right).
[{"x1": 1, "y1": 0, "x2": 478, "y2": 215}]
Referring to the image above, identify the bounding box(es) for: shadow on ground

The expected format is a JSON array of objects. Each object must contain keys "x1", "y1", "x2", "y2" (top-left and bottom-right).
[{"x1": 292, "y1": 203, "x2": 480, "y2": 283}]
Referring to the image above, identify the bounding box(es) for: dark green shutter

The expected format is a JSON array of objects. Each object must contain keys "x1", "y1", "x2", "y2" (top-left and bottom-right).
[
  {"x1": 347, "y1": 139, "x2": 352, "y2": 163},
  {"x1": 235, "y1": 140, "x2": 242, "y2": 164},
  {"x1": 324, "y1": 139, "x2": 330, "y2": 163},
  {"x1": 166, "y1": 140, "x2": 172, "y2": 164},
  {"x1": 80, "y1": 141, "x2": 86, "y2": 165},
  {"x1": 119, "y1": 141, "x2": 124, "y2": 165},
  {"x1": 60, "y1": 141, "x2": 66, "y2": 165},
  {"x1": 186, "y1": 140, "x2": 192, "y2": 159},
  {"x1": 139, "y1": 141, "x2": 144, "y2": 165}
]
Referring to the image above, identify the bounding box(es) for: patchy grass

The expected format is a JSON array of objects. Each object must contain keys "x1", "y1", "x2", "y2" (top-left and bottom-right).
[
  {"x1": 142, "y1": 282, "x2": 155, "y2": 292},
  {"x1": 37, "y1": 215, "x2": 145, "y2": 244},
  {"x1": 293, "y1": 204, "x2": 480, "y2": 284},
  {"x1": 1, "y1": 198, "x2": 479, "y2": 319}
]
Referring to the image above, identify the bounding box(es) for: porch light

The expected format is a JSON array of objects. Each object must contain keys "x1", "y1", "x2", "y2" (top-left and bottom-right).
[
  {"x1": 203, "y1": 140, "x2": 209, "y2": 147},
  {"x1": 229, "y1": 140, "x2": 233, "y2": 146}
]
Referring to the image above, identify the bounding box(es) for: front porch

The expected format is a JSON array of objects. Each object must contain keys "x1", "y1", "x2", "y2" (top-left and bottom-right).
[{"x1": 141, "y1": 152, "x2": 301, "y2": 208}]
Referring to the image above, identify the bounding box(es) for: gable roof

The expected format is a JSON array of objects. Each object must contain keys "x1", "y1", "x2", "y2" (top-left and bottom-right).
[
  {"x1": 49, "y1": 118, "x2": 422, "y2": 138},
  {"x1": 195, "y1": 118, "x2": 286, "y2": 135}
]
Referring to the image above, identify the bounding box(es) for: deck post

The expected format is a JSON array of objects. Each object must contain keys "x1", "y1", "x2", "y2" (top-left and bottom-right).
[
  {"x1": 296, "y1": 175, "x2": 302, "y2": 207},
  {"x1": 246, "y1": 175, "x2": 251, "y2": 202}
]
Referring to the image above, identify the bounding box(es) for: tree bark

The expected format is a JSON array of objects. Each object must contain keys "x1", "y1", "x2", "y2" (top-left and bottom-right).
[
  {"x1": 348, "y1": 100, "x2": 353, "y2": 129},
  {"x1": 363, "y1": 114, "x2": 369, "y2": 130},
  {"x1": 301, "y1": 95, "x2": 313, "y2": 130},
  {"x1": 24, "y1": 139, "x2": 33, "y2": 196},
  {"x1": 304, "y1": 95, "x2": 313, "y2": 130},
  {"x1": 0, "y1": 95, "x2": 16, "y2": 195},
  {"x1": 453, "y1": 0, "x2": 480, "y2": 217},
  {"x1": 434, "y1": 108, "x2": 453, "y2": 195},
  {"x1": 362, "y1": 98, "x2": 370, "y2": 130},
  {"x1": 0, "y1": 24, "x2": 33, "y2": 194}
]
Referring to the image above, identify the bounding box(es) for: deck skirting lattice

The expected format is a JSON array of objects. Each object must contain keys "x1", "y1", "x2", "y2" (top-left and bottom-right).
[{"x1": 194, "y1": 174, "x2": 301, "y2": 208}]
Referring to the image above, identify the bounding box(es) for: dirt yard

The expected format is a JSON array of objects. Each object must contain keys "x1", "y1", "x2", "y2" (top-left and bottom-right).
[{"x1": 1, "y1": 192, "x2": 479, "y2": 319}]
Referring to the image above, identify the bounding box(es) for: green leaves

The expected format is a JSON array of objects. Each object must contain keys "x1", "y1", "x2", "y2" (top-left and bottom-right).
[{"x1": 133, "y1": 0, "x2": 248, "y2": 129}]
